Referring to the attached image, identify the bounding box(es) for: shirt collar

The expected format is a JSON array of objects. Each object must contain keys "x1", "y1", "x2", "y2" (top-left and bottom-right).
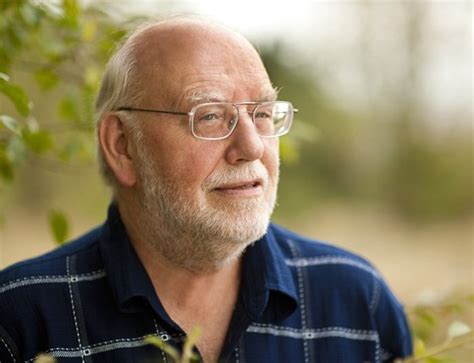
[
  {"x1": 99, "y1": 203, "x2": 298, "y2": 324},
  {"x1": 99, "y1": 203, "x2": 178, "y2": 328},
  {"x1": 240, "y1": 224, "x2": 298, "y2": 321}
]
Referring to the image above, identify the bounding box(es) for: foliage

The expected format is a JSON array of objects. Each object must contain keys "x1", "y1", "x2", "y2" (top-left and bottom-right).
[
  {"x1": 402, "y1": 328, "x2": 473, "y2": 363},
  {"x1": 34, "y1": 353, "x2": 56, "y2": 363},
  {"x1": 48, "y1": 209, "x2": 69, "y2": 244},
  {"x1": 401, "y1": 293, "x2": 474, "y2": 362},
  {"x1": 146, "y1": 326, "x2": 202, "y2": 363},
  {"x1": 0, "y1": 0, "x2": 132, "y2": 239}
]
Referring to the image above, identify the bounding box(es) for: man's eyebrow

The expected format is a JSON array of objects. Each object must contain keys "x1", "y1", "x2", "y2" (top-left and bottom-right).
[
  {"x1": 186, "y1": 86, "x2": 279, "y2": 104},
  {"x1": 187, "y1": 90, "x2": 228, "y2": 104},
  {"x1": 258, "y1": 86, "x2": 279, "y2": 102}
]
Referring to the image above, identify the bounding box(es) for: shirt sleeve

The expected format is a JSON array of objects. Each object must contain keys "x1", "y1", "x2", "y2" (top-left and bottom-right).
[{"x1": 372, "y1": 276, "x2": 413, "y2": 361}]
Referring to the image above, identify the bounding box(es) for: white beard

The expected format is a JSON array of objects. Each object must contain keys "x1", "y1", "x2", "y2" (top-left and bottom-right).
[{"x1": 134, "y1": 143, "x2": 279, "y2": 273}]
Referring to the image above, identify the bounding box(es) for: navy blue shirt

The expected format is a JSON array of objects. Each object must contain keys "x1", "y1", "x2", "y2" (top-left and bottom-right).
[{"x1": 0, "y1": 204, "x2": 412, "y2": 362}]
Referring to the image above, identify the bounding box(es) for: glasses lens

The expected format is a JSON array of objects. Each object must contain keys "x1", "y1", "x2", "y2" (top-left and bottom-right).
[
  {"x1": 254, "y1": 101, "x2": 292, "y2": 137},
  {"x1": 192, "y1": 103, "x2": 238, "y2": 139}
]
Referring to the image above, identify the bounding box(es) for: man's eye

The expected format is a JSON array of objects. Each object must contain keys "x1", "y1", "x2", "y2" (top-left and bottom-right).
[
  {"x1": 255, "y1": 111, "x2": 271, "y2": 119},
  {"x1": 201, "y1": 113, "x2": 220, "y2": 121}
]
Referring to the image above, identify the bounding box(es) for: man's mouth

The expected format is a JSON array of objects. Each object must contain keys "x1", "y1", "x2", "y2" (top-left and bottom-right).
[
  {"x1": 215, "y1": 181, "x2": 261, "y2": 190},
  {"x1": 212, "y1": 180, "x2": 263, "y2": 196}
]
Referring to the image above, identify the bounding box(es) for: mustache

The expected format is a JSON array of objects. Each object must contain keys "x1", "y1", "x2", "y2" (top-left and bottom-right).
[{"x1": 203, "y1": 162, "x2": 269, "y2": 190}]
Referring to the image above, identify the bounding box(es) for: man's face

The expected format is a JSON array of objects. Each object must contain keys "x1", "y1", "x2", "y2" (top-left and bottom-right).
[{"x1": 128, "y1": 24, "x2": 280, "y2": 271}]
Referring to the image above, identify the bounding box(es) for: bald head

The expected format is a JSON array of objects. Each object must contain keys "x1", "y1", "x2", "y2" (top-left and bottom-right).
[{"x1": 130, "y1": 18, "x2": 273, "y2": 109}]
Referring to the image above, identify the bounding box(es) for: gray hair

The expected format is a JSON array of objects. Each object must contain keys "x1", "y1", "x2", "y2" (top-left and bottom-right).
[
  {"x1": 95, "y1": 22, "x2": 155, "y2": 188},
  {"x1": 95, "y1": 17, "x2": 211, "y2": 188}
]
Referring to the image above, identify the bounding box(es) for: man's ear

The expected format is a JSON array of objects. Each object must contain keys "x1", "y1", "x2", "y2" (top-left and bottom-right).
[{"x1": 98, "y1": 114, "x2": 138, "y2": 187}]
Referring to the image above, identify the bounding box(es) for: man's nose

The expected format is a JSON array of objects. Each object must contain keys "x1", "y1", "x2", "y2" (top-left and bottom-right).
[{"x1": 224, "y1": 111, "x2": 265, "y2": 164}]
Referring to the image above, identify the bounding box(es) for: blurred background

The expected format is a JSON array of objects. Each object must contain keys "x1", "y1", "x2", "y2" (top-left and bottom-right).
[{"x1": 0, "y1": 0, "x2": 472, "y2": 360}]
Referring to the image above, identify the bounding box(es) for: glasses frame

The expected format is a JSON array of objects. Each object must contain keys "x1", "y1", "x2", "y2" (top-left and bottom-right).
[{"x1": 117, "y1": 101, "x2": 298, "y2": 141}]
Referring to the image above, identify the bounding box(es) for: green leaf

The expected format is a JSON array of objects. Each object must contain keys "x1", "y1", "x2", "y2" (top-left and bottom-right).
[
  {"x1": 34, "y1": 353, "x2": 57, "y2": 363},
  {"x1": 447, "y1": 320, "x2": 471, "y2": 338},
  {"x1": 0, "y1": 115, "x2": 20, "y2": 135},
  {"x1": 6, "y1": 136, "x2": 26, "y2": 164},
  {"x1": 84, "y1": 66, "x2": 100, "y2": 89},
  {"x1": 81, "y1": 20, "x2": 96, "y2": 42},
  {"x1": 182, "y1": 326, "x2": 202, "y2": 363},
  {"x1": 0, "y1": 133, "x2": 23, "y2": 180},
  {"x1": 0, "y1": 73, "x2": 10, "y2": 82},
  {"x1": 280, "y1": 138, "x2": 299, "y2": 163},
  {"x1": 62, "y1": 0, "x2": 80, "y2": 28},
  {"x1": 22, "y1": 129, "x2": 53, "y2": 154},
  {"x1": 0, "y1": 78, "x2": 31, "y2": 116},
  {"x1": 414, "y1": 338, "x2": 427, "y2": 357},
  {"x1": 0, "y1": 151, "x2": 14, "y2": 182},
  {"x1": 58, "y1": 96, "x2": 79, "y2": 122},
  {"x1": 145, "y1": 336, "x2": 180, "y2": 361},
  {"x1": 48, "y1": 210, "x2": 69, "y2": 245}
]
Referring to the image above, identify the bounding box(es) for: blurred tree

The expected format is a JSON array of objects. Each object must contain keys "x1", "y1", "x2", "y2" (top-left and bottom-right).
[
  {"x1": 262, "y1": 1, "x2": 472, "y2": 223},
  {"x1": 0, "y1": 0, "x2": 134, "y2": 241}
]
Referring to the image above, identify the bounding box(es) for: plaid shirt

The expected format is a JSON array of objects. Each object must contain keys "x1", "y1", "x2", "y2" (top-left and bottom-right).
[{"x1": 0, "y1": 204, "x2": 412, "y2": 362}]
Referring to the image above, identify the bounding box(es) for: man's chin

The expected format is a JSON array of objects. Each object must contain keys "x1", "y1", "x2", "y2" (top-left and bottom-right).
[
  {"x1": 206, "y1": 214, "x2": 271, "y2": 245},
  {"x1": 200, "y1": 197, "x2": 274, "y2": 240},
  {"x1": 207, "y1": 190, "x2": 263, "y2": 203},
  {"x1": 206, "y1": 195, "x2": 270, "y2": 215}
]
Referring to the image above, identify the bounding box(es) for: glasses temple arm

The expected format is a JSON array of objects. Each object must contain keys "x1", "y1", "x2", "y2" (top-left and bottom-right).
[{"x1": 117, "y1": 107, "x2": 188, "y2": 116}]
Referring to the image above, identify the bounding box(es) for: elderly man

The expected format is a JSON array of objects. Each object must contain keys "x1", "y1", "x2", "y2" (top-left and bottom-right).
[{"x1": 0, "y1": 18, "x2": 412, "y2": 362}]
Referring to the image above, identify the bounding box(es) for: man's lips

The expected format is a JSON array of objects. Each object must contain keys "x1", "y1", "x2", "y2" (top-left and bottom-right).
[
  {"x1": 211, "y1": 179, "x2": 264, "y2": 196},
  {"x1": 213, "y1": 180, "x2": 263, "y2": 190}
]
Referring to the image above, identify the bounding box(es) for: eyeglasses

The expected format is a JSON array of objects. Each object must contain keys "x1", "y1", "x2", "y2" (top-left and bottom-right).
[{"x1": 117, "y1": 101, "x2": 297, "y2": 140}]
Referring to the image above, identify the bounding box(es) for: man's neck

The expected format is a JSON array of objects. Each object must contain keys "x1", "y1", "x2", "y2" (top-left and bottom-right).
[
  {"x1": 136, "y1": 235, "x2": 242, "y2": 363},
  {"x1": 136, "y1": 239, "x2": 242, "y2": 309}
]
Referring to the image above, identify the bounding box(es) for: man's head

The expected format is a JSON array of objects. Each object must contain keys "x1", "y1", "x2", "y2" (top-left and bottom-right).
[{"x1": 96, "y1": 18, "x2": 286, "y2": 272}]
